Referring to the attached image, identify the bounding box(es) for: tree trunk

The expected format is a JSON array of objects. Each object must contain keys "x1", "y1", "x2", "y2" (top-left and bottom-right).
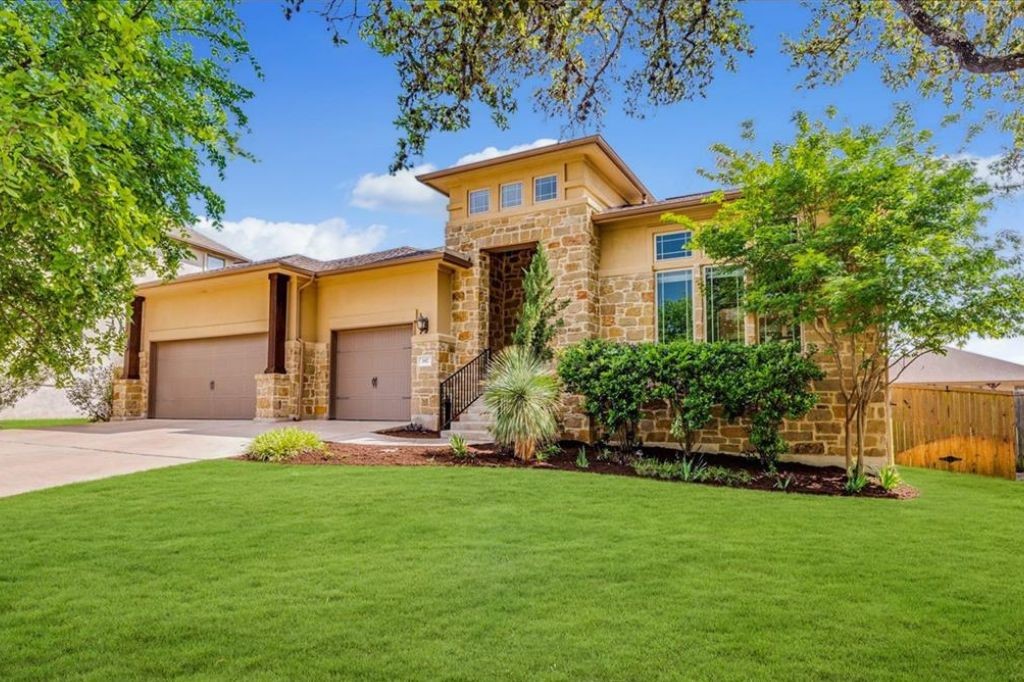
[
  {"x1": 856, "y1": 403, "x2": 867, "y2": 478},
  {"x1": 843, "y1": 404, "x2": 854, "y2": 472}
]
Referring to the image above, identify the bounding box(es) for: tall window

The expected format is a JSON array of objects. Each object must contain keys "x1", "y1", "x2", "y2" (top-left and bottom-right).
[
  {"x1": 759, "y1": 316, "x2": 802, "y2": 346},
  {"x1": 534, "y1": 175, "x2": 558, "y2": 202},
  {"x1": 656, "y1": 270, "x2": 694, "y2": 342},
  {"x1": 705, "y1": 266, "x2": 745, "y2": 342},
  {"x1": 468, "y1": 189, "x2": 490, "y2": 214},
  {"x1": 500, "y1": 182, "x2": 523, "y2": 209},
  {"x1": 655, "y1": 231, "x2": 693, "y2": 260}
]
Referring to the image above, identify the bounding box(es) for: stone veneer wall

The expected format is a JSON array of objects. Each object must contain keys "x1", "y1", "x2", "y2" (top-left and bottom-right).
[
  {"x1": 300, "y1": 341, "x2": 330, "y2": 420},
  {"x1": 597, "y1": 270, "x2": 887, "y2": 460},
  {"x1": 111, "y1": 350, "x2": 148, "y2": 420},
  {"x1": 411, "y1": 334, "x2": 456, "y2": 431},
  {"x1": 487, "y1": 247, "x2": 534, "y2": 351},
  {"x1": 446, "y1": 200, "x2": 599, "y2": 439},
  {"x1": 254, "y1": 340, "x2": 301, "y2": 421}
]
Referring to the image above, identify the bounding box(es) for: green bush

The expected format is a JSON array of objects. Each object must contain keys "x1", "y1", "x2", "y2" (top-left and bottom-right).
[
  {"x1": 449, "y1": 433, "x2": 470, "y2": 459},
  {"x1": 575, "y1": 448, "x2": 589, "y2": 469},
  {"x1": 245, "y1": 428, "x2": 325, "y2": 462},
  {"x1": 558, "y1": 338, "x2": 653, "y2": 451},
  {"x1": 844, "y1": 469, "x2": 869, "y2": 495},
  {"x1": 483, "y1": 345, "x2": 562, "y2": 461},
  {"x1": 648, "y1": 342, "x2": 720, "y2": 455},
  {"x1": 876, "y1": 465, "x2": 902, "y2": 491}
]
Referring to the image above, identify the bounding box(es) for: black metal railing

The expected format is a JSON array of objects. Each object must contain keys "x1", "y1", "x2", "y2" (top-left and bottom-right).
[{"x1": 440, "y1": 349, "x2": 491, "y2": 431}]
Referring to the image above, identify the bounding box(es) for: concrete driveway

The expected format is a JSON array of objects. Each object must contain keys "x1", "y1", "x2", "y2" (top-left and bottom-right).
[{"x1": 0, "y1": 419, "x2": 405, "y2": 498}]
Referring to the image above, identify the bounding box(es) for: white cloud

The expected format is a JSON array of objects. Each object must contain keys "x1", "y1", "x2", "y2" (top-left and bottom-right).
[
  {"x1": 947, "y1": 153, "x2": 1024, "y2": 190},
  {"x1": 193, "y1": 217, "x2": 387, "y2": 261},
  {"x1": 455, "y1": 138, "x2": 560, "y2": 166},
  {"x1": 350, "y1": 164, "x2": 445, "y2": 212},
  {"x1": 960, "y1": 336, "x2": 1024, "y2": 366}
]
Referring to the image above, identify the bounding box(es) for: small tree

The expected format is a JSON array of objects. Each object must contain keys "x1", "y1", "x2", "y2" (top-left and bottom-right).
[
  {"x1": 678, "y1": 110, "x2": 1024, "y2": 477},
  {"x1": 512, "y1": 244, "x2": 569, "y2": 362},
  {"x1": 67, "y1": 364, "x2": 117, "y2": 422}
]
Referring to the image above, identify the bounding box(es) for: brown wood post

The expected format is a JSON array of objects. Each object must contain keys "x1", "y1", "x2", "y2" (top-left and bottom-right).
[
  {"x1": 124, "y1": 296, "x2": 144, "y2": 380},
  {"x1": 266, "y1": 273, "x2": 290, "y2": 374}
]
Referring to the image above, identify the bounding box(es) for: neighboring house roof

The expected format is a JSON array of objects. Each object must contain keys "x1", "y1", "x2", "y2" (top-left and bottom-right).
[
  {"x1": 417, "y1": 135, "x2": 653, "y2": 205},
  {"x1": 137, "y1": 245, "x2": 472, "y2": 289},
  {"x1": 892, "y1": 347, "x2": 1024, "y2": 392},
  {"x1": 174, "y1": 226, "x2": 251, "y2": 262},
  {"x1": 593, "y1": 189, "x2": 742, "y2": 223}
]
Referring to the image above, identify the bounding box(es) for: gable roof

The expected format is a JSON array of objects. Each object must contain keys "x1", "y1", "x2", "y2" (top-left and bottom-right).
[
  {"x1": 593, "y1": 189, "x2": 742, "y2": 223},
  {"x1": 892, "y1": 347, "x2": 1024, "y2": 391},
  {"x1": 174, "y1": 226, "x2": 250, "y2": 262}
]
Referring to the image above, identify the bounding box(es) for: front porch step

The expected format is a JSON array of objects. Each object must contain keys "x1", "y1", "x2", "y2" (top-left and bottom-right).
[
  {"x1": 441, "y1": 398, "x2": 494, "y2": 443},
  {"x1": 440, "y1": 429, "x2": 492, "y2": 443}
]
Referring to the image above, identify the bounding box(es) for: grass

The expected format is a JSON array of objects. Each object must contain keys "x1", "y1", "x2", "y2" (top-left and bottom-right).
[
  {"x1": 0, "y1": 418, "x2": 88, "y2": 429},
  {"x1": 1, "y1": 463, "x2": 1022, "y2": 680}
]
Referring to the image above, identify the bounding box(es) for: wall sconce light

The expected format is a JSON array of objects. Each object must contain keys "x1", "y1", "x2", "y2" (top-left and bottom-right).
[{"x1": 416, "y1": 312, "x2": 429, "y2": 334}]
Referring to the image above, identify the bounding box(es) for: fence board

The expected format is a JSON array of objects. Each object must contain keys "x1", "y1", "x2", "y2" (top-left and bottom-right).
[{"x1": 891, "y1": 387, "x2": 1017, "y2": 479}]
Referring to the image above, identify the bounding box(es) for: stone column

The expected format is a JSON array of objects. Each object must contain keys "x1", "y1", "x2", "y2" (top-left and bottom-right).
[{"x1": 411, "y1": 333, "x2": 456, "y2": 431}]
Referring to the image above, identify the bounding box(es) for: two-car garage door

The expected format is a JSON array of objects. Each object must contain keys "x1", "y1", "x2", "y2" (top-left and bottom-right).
[{"x1": 150, "y1": 334, "x2": 265, "y2": 419}]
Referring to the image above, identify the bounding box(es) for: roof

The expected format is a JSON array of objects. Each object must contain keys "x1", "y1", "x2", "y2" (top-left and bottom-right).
[
  {"x1": 593, "y1": 189, "x2": 742, "y2": 223},
  {"x1": 892, "y1": 347, "x2": 1024, "y2": 391},
  {"x1": 137, "y1": 245, "x2": 472, "y2": 289},
  {"x1": 175, "y1": 226, "x2": 250, "y2": 262},
  {"x1": 417, "y1": 135, "x2": 653, "y2": 204}
]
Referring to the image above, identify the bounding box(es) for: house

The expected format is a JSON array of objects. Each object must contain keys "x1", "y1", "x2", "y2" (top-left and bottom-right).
[
  {"x1": 892, "y1": 347, "x2": 1024, "y2": 394},
  {"x1": 0, "y1": 228, "x2": 248, "y2": 419},
  {"x1": 113, "y1": 136, "x2": 888, "y2": 466}
]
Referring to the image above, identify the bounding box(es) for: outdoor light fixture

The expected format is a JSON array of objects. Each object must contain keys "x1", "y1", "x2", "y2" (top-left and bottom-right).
[{"x1": 416, "y1": 312, "x2": 429, "y2": 334}]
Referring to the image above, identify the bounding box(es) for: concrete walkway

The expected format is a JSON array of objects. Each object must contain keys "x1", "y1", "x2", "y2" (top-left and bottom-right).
[{"x1": 0, "y1": 419, "x2": 415, "y2": 498}]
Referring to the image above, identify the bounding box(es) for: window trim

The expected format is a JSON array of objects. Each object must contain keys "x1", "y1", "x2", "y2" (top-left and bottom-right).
[
  {"x1": 533, "y1": 174, "x2": 559, "y2": 203},
  {"x1": 468, "y1": 188, "x2": 490, "y2": 215},
  {"x1": 655, "y1": 268, "x2": 696, "y2": 343},
  {"x1": 500, "y1": 181, "x2": 523, "y2": 210},
  {"x1": 654, "y1": 230, "x2": 694, "y2": 262}
]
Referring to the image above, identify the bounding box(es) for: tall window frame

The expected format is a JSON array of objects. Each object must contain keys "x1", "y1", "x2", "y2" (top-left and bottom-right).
[
  {"x1": 656, "y1": 269, "x2": 695, "y2": 343},
  {"x1": 704, "y1": 266, "x2": 746, "y2": 343}
]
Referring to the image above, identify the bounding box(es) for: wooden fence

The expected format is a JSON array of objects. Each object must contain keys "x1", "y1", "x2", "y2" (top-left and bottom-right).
[{"x1": 891, "y1": 387, "x2": 1020, "y2": 479}]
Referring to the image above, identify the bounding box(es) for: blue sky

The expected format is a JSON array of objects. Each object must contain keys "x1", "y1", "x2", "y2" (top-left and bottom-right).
[{"x1": 196, "y1": 1, "x2": 1023, "y2": 362}]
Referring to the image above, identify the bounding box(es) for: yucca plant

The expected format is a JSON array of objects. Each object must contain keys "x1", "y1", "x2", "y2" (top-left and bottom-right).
[{"x1": 483, "y1": 345, "x2": 561, "y2": 461}]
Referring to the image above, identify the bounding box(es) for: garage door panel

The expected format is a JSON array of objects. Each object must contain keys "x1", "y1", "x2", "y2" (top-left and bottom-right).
[
  {"x1": 152, "y1": 334, "x2": 265, "y2": 419},
  {"x1": 333, "y1": 326, "x2": 412, "y2": 421}
]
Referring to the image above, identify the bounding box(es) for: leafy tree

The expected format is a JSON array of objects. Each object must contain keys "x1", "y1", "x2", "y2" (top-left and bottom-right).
[
  {"x1": 1, "y1": 0, "x2": 255, "y2": 383},
  {"x1": 676, "y1": 110, "x2": 1024, "y2": 476},
  {"x1": 288, "y1": 0, "x2": 1024, "y2": 176},
  {"x1": 512, "y1": 244, "x2": 569, "y2": 362}
]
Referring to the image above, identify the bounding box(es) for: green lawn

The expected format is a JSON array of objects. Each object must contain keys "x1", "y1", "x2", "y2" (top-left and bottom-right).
[
  {"x1": 0, "y1": 417, "x2": 89, "y2": 429},
  {"x1": 1, "y1": 462, "x2": 1022, "y2": 680}
]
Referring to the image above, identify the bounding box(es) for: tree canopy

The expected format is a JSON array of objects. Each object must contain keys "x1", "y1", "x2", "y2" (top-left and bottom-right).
[
  {"x1": 671, "y1": 110, "x2": 1024, "y2": 474},
  {"x1": 287, "y1": 0, "x2": 1024, "y2": 178},
  {"x1": 0, "y1": 0, "x2": 255, "y2": 382}
]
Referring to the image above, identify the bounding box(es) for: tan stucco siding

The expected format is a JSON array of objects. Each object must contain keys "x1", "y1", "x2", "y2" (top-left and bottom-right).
[{"x1": 142, "y1": 272, "x2": 270, "y2": 345}]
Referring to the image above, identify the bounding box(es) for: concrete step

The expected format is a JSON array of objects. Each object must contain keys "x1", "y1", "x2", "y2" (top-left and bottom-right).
[
  {"x1": 451, "y1": 418, "x2": 492, "y2": 430},
  {"x1": 440, "y1": 429, "x2": 492, "y2": 443}
]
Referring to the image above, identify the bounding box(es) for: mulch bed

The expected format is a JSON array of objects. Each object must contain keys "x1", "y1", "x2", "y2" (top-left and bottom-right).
[
  {"x1": 282, "y1": 440, "x2": 917, "y2": 499},
  {"x1": 373, "y1": 425, "x2": 441, "y2": 440}
]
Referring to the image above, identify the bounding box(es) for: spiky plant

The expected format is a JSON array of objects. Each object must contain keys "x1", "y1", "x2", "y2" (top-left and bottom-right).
[{"x1": 483, "y1": 345, "x2": 561, "y2": 461}]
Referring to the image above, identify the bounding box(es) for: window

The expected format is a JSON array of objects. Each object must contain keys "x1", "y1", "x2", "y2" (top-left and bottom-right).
[
  {"x1": 534, "y1": 175, "x2": 558, "y2": 202},
  {"x1": 705, "y1": 266, "x2": 745, "y2": 342},
  {"x1": 655, "y1": 231, "x2": 693, "y2": 260},
  {"x1": 500, "y1": 182, "x2": 523, "y2": 209},
  {"x1": 759, "y1": 316, "x2": 802, "y2": 346},
  {"x1": 205, "y1": 255, "x2": 225, "y2": 271},
  {"x1": 468, "y1": 189, "x2": 490, "y2": 214},
  {"x1": 657, "y1": 270, "x2": 694, "y2": 342}
]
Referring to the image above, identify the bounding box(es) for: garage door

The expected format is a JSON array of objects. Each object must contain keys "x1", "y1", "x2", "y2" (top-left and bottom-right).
[
  {"x1": 333, "y1": 326, "x2": 412, "y2": 421},
  {"x1": 150, "y1": 334, "x2": 266, "y2": 419}
]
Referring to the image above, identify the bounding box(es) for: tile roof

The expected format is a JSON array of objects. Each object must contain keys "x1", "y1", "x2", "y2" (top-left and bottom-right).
[{"x1": 175, "y1": 226, "x2": 251, "y2": 262}]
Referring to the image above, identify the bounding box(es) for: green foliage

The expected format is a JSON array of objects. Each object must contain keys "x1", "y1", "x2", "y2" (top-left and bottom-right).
[
  {"x1": 245, "y1": 428, "x2": 326, "y2": 463},
  {"x1": 0, "y1": 0, "x2": 255, "y2": 383},
  {"x1": 677, "y1": 456, "x2": 707, "y2": 483},
  {"x1": 876, "y1": 465, "x2": 903, "y2": 492},
  {"x1": 632, "y1": 457, "x2": 752, "y2": 486},
  {"x1": 512, "y1": 245, "x2": 569, "y2": 362},
  {"x1": 681, "y1": 110, "x2": 1024, "y2": 475},
  {"x1": 66, "y1": 364, "x2": 117, "y2": 422},
  {"x1": 575, "y1": 448, "x2": 589, "y2": 470},
  {"x1": 843, "y1": 469, "x2": 870, "y2": 495},
  {"x1": 773, "y1": 472, "x2": 796, "y2": 491},
  {"x1": 647, "y1": 341, "x2": 725, "y2": 455},
  {"x1": 449, "y1": 433, "x2": 470, "y2": 459},
  {"x1": 536, "y1": 442, "x2": 561, "y2": 463},
  {"x1": 701, "y1": 466, "x2": 753, "y2": 487},
  {"x1": 483, "y1": 346, "x2": 562, "y2": 461},
  {"x1": 558, "y1": 339, "x2": 653, "y2": 451}
]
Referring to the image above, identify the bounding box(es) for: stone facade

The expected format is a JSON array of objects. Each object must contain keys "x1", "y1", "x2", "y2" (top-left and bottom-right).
[
  {"x1": 254, "y1": 340, "x2": 301, "y2": 421},
  {"x1": 487, "y1": 247, "x2": 533, "y2": 351},
  {"x1": 411, "y1": 333, "x2": 457, "y2": 430},
  {"x1": 111, "y1": 350, "x2": 148, "y2": 420},
  {"x1": 300, "y1": 341, "x2": 330, "y2": 420}
]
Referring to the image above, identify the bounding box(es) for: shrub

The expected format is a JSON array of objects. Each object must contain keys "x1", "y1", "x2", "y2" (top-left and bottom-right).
[
  {"x1": 647, "y1": 342, "x2": 717, "y2": 456},
  {"x1": 843, "y1": 469, "x2": 869, "y2": 495},
  {"x1": 700, "y1": 465, "x2": 753, "y2": 486},
  {"x1": 483, "y1": 345, "x2": 562, "y2": 461},
  {"x1": 677, "y1": 456, "x2": 707, "y2": 482},
  {"x1": 773, "y1": 472, "x2": 796, "y2": 491},
  {"x1": 575, "y1": 447, "x2": 589, "y2": 469},
  {"x1": 631, "y1": 457, "x2": 677, "y2": 480},
  {"x1": 511, "y1": 244, "x2": 569, "y2": 362},
  {"x1": 876, "y1": 465, "x2": 902, "y2": 491},
  {"x1": 0, "y1": 374, "x2": 40, "y2": 411},
  {"x1": 66, "y1": 363, "x2": 117, "y2": 421},
  {"x1": 536, "y1": 442, "x2": 561, "y2": 462},
  {"x1": 558, "y1": 338, "x2": 652, "y2": 451},
  {"x1": 449, "y1": 433, "x2": 470, "y2": 459},
  {"x1": 245, "y1": 428, "x2": 325, "y2": 462}
]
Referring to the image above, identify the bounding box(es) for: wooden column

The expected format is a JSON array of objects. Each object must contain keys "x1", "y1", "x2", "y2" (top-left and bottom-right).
[
  {"x1": 266, "y1": 273, "x2": 290, "y2": 374},
  {"x1": 124, "y1": 296, "x2": 144, "y2": 380}
]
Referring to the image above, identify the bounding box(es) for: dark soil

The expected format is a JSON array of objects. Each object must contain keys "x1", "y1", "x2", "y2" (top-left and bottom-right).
[
  {"x1": 373, "y1": 425, "x2": 441, "y2": 439},
  {"x1": 281, "y1": 440, "x2": 917, "y2": 499}
]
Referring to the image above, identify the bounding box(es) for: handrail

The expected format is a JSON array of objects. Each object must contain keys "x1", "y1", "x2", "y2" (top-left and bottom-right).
[{"x1": 440, "y1": 349, "x2": 491, "y2": 431}]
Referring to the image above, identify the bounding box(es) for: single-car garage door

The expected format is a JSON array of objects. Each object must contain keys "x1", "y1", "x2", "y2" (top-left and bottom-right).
[
  {"x1": 150, "y1": 333, "x2": 266, "y2": 419},
  {"x1": 333, "y1": 326, "x2": 411, "y2": 421}
]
